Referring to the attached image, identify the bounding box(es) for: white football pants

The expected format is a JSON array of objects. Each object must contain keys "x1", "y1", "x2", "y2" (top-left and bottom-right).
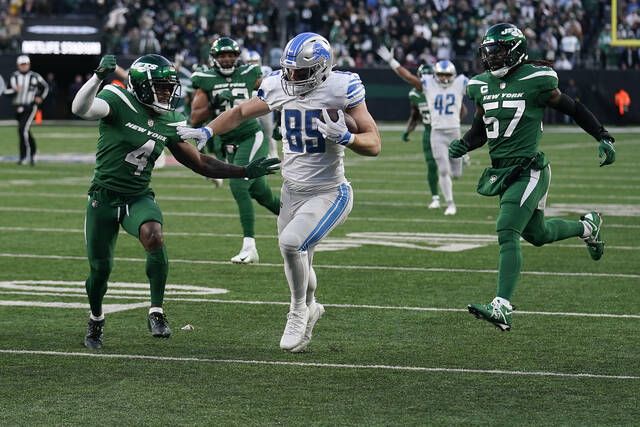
[
  {"x1": 278, "y1": 182, "x2": 353, "y2": 311},
  {"x1": 430, "y1": 127, "x2": 462, "y2": 203}
]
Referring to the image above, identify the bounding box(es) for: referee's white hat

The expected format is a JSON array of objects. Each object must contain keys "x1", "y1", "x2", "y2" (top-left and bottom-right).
[{"x1": 17, "y1": 55, "x2": 30, "y2": 65}]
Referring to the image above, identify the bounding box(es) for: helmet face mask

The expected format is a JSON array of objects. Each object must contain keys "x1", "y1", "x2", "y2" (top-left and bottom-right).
[
  {"x1": 433, "y1": 60, "x2": 456, "y2": 87},
  {"x1": 480, "y1": 23, "x2": 528, "y2": 77},
  {"x1": 210, "y1": 37, "x2": 241, "y2": 75},
  {"x1": 280, "y1": 32, "x2": 333, "y2": 96},
  {"x1": 128, "y1": 54, "x2": 181, "y2": 114}
]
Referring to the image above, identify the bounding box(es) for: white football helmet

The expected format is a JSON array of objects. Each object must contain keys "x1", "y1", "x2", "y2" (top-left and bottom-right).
[
  {"x1": 434, "y1": 60, "x2": 456, "y2": 87},
  {"x1": 280, "y1": 32, "x2": 333, "y2": 96},
  {"x1": 242, "y1": 50, "x2": 262, "y2": 66}
]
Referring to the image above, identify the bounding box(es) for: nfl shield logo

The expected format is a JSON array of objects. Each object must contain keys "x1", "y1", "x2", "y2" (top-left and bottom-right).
[
  {"x1": 489, "y1": 175, "x2": 498, "y2": 184},
  {"x1": 91, "y1": 199, "x2": 99, "y2": 208},
  {"x1": 148, "y1": 119, "x2": 154, "y2": 127},
  {"x1": 499, "y1": 82, "x2": 506, "y2": 89}
]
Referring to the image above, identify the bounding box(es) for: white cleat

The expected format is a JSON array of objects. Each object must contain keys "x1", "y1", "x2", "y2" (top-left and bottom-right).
[
  {"x1": 428, "y1": 197, "x2": 441, "y2": 209},
  {"x1": 280, "y1": 308, "x2": 309, "y2": 350},
  {"x1": 230, "y1": 247, "x2": 259, "y2": 264},
  {"x1": 444, "y1": 203, "x2": 457, "y2": 216},
  {"x1": 290, "y1": 302, "x2": 325, "y2": 353},
  {"x1": 206, "y1": 177, "x2": 224, "y2": 188}
]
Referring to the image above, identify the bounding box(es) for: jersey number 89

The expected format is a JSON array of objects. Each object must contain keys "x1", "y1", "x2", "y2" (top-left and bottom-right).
[{"x1": 283, "y1": 109, "x2": 325, "y2": 153}]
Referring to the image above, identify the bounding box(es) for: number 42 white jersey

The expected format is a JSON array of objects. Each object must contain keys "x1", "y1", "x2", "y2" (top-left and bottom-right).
[
  {"x1": 257, "y1": 70, "x2": 365, "y2": 190},
  {"x1": 421, "y1": 74, "x2": 468, "y2": 130}
]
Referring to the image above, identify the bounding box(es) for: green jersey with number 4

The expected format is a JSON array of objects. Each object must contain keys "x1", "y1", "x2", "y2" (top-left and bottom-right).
[
  {"x1": 467, "y1": 63, "x2": 558, "y2": 160},
  {"x1": 94, "y1": 85, "x2": 186, "y2": 195},
  {"x1": 191, "y1": 63, "x2": 262, "y2": 143},
  {"x1": 408, "y1": 88, "x2": 431, "y2": 125}
]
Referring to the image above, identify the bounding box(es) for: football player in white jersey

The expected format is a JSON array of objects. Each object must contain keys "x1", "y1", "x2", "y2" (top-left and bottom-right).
[
  {"x1": 378, "y1": 48, "x2": 467, "y2": 215},
  {"x1": 178, "y1": 33, "x2": 381, "y2": 352},
  {"x1": 242, "y1": 49, "x2": 280, "y2": 159}
]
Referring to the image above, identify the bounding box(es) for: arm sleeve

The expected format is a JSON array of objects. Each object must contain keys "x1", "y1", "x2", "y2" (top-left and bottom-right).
[
  {"x1": 461, "y1": 110, "x2": 488, "y2": 151},
  {"x1": 71, "y1": 75, "x2": 110, "y2": 120},
  {"x1": 547, "y1": 92, "x2": 608, "y2": 141},
  {"x1": 36, "y1": 73, "x2": 49, "y2": 99}
]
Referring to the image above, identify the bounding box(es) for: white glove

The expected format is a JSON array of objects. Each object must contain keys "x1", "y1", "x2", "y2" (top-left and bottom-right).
[
  {"x1": 314, "y1": 109, "x2": 355, "y2": 146},
  {"x1": 177, "y1": 125, "x2": 213, "y2": 150},
  {"x1": 376, "y1": 45, "x2": 400, "y2": 69}
]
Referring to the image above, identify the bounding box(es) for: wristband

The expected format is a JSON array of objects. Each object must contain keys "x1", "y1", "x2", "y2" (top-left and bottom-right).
[{"x1": 389, "y1": 59, "x2": 401, "y2": 70}]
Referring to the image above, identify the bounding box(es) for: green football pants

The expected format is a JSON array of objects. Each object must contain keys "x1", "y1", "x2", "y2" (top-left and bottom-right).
[
  {"x1": 84, "y1": 186, "x2": 168, "y2": 315},
  {"x1": 494, "y1": 166, "x2": 583, "y2": 300},
  {"x1": 421, "y1": 125, "x2": 438, "y2": 197},
  {"x1": 225, "y1": 131, "x2": 280, "y2": 238}
]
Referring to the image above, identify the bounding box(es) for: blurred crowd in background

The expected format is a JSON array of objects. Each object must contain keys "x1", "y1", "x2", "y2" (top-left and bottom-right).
[{"x1": 0, "y1": 0, "x2": 640, "y2": 73}]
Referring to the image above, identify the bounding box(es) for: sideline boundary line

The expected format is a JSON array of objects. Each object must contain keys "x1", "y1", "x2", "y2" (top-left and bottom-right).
[{"x1": 0, "y1": 349, "x2": 637, "y2": 380}]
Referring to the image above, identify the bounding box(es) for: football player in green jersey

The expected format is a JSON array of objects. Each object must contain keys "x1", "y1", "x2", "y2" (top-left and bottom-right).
[
  {"x1": 190, "y1": 37, "x2": 280, "y2": 264},
  {"x1": 71, "y1": 54, "x2": 279, "y2": 349},
  {"x1": 402, "y1": 64, "x2": 440, "y2": 208},
  {"x1": 447, "y1": 23, "x2": 616, "y2": 331}
]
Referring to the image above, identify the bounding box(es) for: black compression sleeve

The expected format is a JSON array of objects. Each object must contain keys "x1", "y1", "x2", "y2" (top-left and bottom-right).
[
  {"x1": 548, "y1": 93, "x2": 609, "y2": 140},
  {"x1": 462, "y1": 112, "x2": 488, "y2": 150}
]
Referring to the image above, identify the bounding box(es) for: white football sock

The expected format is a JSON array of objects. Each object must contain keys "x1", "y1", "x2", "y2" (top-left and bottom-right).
[
  {"x1": 149, "y1": 307, "x2": 164, "y2": 314},
  {"x1": 90, "y1": 313, "x2": 104, "y2": 321},
  {"x1": 493, "y1": 297, "x2": 512, "y2": 309},
  {"x1": 281, "y1": 246, "x2": 309, "y2": 311},
  {"x1": 242, "y1": 237, "x2": 256, "y2": 250},
  {"x1": 580, "y1": 220, "x2": 593, "y2": 238},
  {"x1": 439, "y1": 174, "x2": 453, "y2": 203}
]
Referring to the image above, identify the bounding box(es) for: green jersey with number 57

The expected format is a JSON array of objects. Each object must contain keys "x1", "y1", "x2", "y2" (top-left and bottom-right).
[
  {"x1": 190, "y1": 63, "x2": 262, "y2": 144},
  {"x1": 466, "y1": 63, "x2": 558, "y2": 160},
  {"x1": 94, "y1": 84, "x2": 186, "y2": 195}
]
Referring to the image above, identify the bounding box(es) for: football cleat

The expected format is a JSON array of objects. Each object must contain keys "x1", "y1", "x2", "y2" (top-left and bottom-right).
[
  {"x1": 148, "y1": 311, "x2": 172, "y2": 338},
  {"x1": 230, "y1": 247, "x2": 259, "y2": 264},
  {"x1": 84, "y1": 318, "x2": 105, "y2": 350},
  {"x1": 290, "y1": 302, "x2": 325, "y2": 353},
  {"x1": 428, "y1": 196, "x2": 441, "y2": 209},
  {"x1": 279, "y1": 307, "x2": 309, "y2": 350},
  {"x1": 444, "y1": 203, "x2": 457, "y2": 216},
  {"x1": 468, "y1": 299, "x2": 513, "y2": 331},
  {"x1": 580, "y1": 211, "x2": 604, "y2": 261}
]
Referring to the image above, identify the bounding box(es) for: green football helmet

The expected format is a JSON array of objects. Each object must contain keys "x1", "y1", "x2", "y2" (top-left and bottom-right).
[
  {"x1": 210, "y1": 37, "x2": 241, "y2": 76},
  {"x1": 417, "y1": 63, "x2": 432, "y2": 76},
  {"x1": 479, "y1": 23, "x2": 528, "y2": 78},
  {"x1": 128, "y1": 54, "x2": 180, "y2": 114}
]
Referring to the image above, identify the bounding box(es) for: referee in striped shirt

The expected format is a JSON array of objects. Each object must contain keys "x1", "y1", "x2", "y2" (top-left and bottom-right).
[{"x1": 5, "y1": 55, "x2": 49, "y2": 165}]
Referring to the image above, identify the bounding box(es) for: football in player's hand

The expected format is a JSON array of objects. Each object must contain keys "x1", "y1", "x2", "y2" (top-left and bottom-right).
[{"x1": 320, "y1": 109, "x2": 359, "y2": 133}]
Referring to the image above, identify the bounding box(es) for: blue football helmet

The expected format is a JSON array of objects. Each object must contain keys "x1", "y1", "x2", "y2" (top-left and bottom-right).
[
  {"x1": 280, "y1": 32, "x2": 333, "y2": 96},
  {"x1": 433, "y1": 60, "x2": 456, "y2": 87}
]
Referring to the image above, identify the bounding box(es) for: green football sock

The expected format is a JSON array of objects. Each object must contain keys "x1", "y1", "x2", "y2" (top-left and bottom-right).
[
  {"x1": 85, "y1": 258, "x2": 112, "y2": 316},
  {"x1": 426, "y1": 157, "x2": 439, "y2": 196},
  {"x1": 230, "y1": 178, "x2": 256, "y2": 237},
  {"x1": 496, "y1": 230, "x2": 521, "y2": 300},
  {"x1": 522, "y1": 211, "x2": 584, "y2": 247},
  {"x1": 146, "y1": 245, "x2": 168, "y2": 306},
  {"x1": 250, "y1": 175, "x2": 280, "y2": 215}
]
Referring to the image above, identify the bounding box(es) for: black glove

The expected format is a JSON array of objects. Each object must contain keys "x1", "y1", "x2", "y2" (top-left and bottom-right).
[
  {"x1": 598, "y1": 132, "x2": 615, "y2": 167},
  {"x1": 94, "y1": 55, "x2": 116, "y2": 80},
  {"x1": 272, "y1": 125, "x2": 282, "y2": 141},
  {"x1": 244, "y1": 156, "x2": 281, "y2": 179},
  {"x1": 401, "y1": 131, "x2": 410, "y2": 142},
  {"x1": 448, "y1": 139, "x2": 469, "y2": 158}
]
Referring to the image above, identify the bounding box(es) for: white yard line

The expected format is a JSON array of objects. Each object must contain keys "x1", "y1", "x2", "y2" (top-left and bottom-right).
[
  {"x1": 1, "y1": 252, "x2": 638, "y2": 279},
  {"x1": 0, "y1": 349, "x2": 636, "y2": 380},
  {"x1": 2, "y1": 290, "x2": 639, "y2": 319},
  {"x1": 1, "y1": 206, "x2": 639, "y2": 228}
]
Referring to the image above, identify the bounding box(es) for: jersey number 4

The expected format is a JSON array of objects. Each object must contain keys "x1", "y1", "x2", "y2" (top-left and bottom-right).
[
  {"x1": 433, "y1": 94, "x2": 455, "y2": 115},
  {"x1": 283, "y1": 109, "x2": 325, "y2": 153},
  {"x1": 482, "y1": 100, "x2": 525, "y2": 138},
  {"x1": 125, "y1": 139, "x2": 156, "y2": 176}
]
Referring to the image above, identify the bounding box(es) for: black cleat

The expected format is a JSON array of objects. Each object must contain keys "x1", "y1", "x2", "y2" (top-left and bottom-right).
[
  {"x1": 148, "y1": 312, "x2": 171, "y2": 338},
  {"x1": 84, "y1": 318, "x2": 105, "y2": 349}
]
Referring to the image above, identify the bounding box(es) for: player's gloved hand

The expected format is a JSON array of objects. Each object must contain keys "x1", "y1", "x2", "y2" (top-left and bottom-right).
[
  {"x1": 448, "y1": 139, "x2": 468, "y2": 158},
  {"x1": 244, "y1": 156, "x2": 281, "y2": 179},
  {"x1": 315, "y1": 109, "x2": 355, "y2": 146},
  {"x1": 376, "y1": 45, "x2": 394, "y2": 63},
  {"x1": 94, "y1": 55, "x2": 117, "y2": 80},
  {"x1": 598, "y1": 134, "x2": 615, "y2": 167},
  {"x1": 177, "y1": 125, "x2": 213, "y2": 151},
  {"x1": 272, "y1": 125, "x2": 282, "y2": 141},
  {"x1": 401, "y1": 131, "x2": 410, "y2": 142},
  {"x1": 213, "y1": 90, "x2": 234, "y2": 107}
]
